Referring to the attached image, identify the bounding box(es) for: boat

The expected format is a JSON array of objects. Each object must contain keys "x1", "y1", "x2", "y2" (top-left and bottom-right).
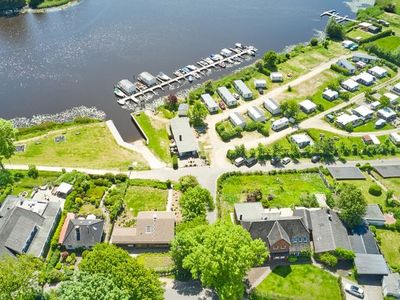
[
  {"x1": 117, "y1": 99, "x2": 126, "y2": 105},
  {"x1": 173, "y1": 71, "x2": 182, "y2": 77},
  {"x1": 188, "y1": 75, "x2": 194, "y2": 83},
  {"x1": 187, "y1": 65, "x2": 198, "y2": 71},
  {"x1": 114, "y1": 88, "x2": 126, "y2": 98},
  {"x1": 193, "y1": 72, "x2": 201, "y2": 79},
  {"x1": 158, "y1": 72, "x2": 171, "y2": 81},
  {"x1": 218, "y1": 62, "x2": 226, "y2": 68}
]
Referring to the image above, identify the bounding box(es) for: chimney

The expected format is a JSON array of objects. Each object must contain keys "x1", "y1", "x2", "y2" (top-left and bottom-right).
[
  {"x1": 179, "y1": 135, "x2": 182, "y2": 142},
  {"x1": 239, "y1": 214, "x2": 242, "y2": 221}
]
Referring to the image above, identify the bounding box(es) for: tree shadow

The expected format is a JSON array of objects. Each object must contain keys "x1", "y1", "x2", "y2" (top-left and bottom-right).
[{"x1": 272, "y1": 265, "x2": 292, "y2": 278}]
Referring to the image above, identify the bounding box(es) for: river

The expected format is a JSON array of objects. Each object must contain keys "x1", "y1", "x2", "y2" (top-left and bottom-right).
[{"x1": 0, "y1": 0, "x2": 362, "y2": 141}]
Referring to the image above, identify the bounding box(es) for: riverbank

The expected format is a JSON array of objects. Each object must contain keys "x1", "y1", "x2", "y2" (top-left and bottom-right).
[{"x1": 23, "y1": 0, "x2": 79, "y2": 12}]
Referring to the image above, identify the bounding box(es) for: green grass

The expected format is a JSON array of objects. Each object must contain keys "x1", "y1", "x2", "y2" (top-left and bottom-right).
[
  {"x1": 373, "y1": 172, "x2": 400, "y2": 198},
  {"x1": 219, "y1": 173, "x2": 329, "y2": 217},
  {"x1": 9, "y1": 123, "x2": 148, "y2": 171},
  {"x1": 136, "y1": 253, "x2": 174, "y2": 272},
  {"x1": 36, "y1": 0, "x2": 72, "y2": 9},
  {"x1": 346, "y1": 28, "x2": 373, "y2": 41},
  {"x1": 124, "y1": 185, "x2": 168, "y2": 216},
  {"x1": 371, "y1": 36, "x2": 400, "y2": 52},
  {"x1": 11, "y1": 171, "x2": 61, "y2": 196},
  {"x1": 380, "y1": 12, "x2": 400, "y2": 35},
  {"x1": 353, "y1": 120, "x2": 394, "y2": 132},
  {"x1": 376, "y1": 229, "x2": 400, "y2": 270},
  {"x1": 133, "y1": 113, "x2": 171, "y2": 163},
  {"x1": 254, "y1": 265, "x2": 342, "y2": 300},
  {"x1": 376, "y1": 0, "x2": 400, "y2": 14}
]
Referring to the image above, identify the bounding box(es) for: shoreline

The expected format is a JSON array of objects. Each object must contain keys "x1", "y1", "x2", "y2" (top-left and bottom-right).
[{"x1": 22, "y1": 0, "x2": 79, "y2": 14}]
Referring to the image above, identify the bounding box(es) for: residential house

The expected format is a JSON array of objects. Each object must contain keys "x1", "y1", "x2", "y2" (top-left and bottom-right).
[
  {"x1": 291, "y1": 133, "x2": 313, "y2": 149},
  {"x1": 377, "y1": 107, "x2": 397, "y2": 121},
  {"x1": 341, "y1": 79, "x2": 359, "y2": 92},
  {"x1": 370, "y1": 101, "x2": 381, "y2": 110},
  {"x1": 201, "y1": 94, "x2": 218, "y2": 113},
  {"x1": 368, "y1": 66, "x2": 387, "y2": 78},
  {"x1": 178, "y1": 103, "x2": 189, "y2": 117},
  {"x1": 382, "y1": 273, "x2": 400, "y2": 299},
  {"x1": 323, "y1": 89, "x2": 339, "y2": 101},
  {"x1": 362, "y1": 134, "x2": 380, "y2": 145},
  {"x1": 393, "y1": 83, "x2": 400, "y2": 94},
  {"x1": 117, "y1": 79, "x2": 136, "y2": 95},
  {"x1": 58, "y1": 213, "x2": 104, "y2": 250},
  {"x1": 299, "y1": 99, "x2": 317, "y2": 114},
  {"x1": 271, "y1": 117, "x2": 289, "y2": 131},
  {"x1": 355, "y1": 72, "x2": 376, "y2": 86},
  {"x1": 376, "y1": 119, "x2": 387, "y2": 128},
  {"x1": 254, "y1": 79, "x2": 267, "y2": 89},
  {"x1": 364, "y1": 204, "x2": 385, "y2": 226},
  {"x1": 248, "y1": 106, "x2": 266, "y2": 122},
  {"x1": 233, "y1": 80, "x2": 253, "y2": 100},
  {"x1": 138, "y1": 72, "x2": 157, "y2": 86},
  {"x1": 55, "y1": 182, "x2": 73, "y2": 198},
  {"x1": 270, "y1": 72, "x2": 283, "y2": 82},
  {"x1": 170, "y1": 117, "x2": 199, "y2": 158},
  {"x1": 337, "y1": 59, "x2": 356, "y2": 74},
  {"x1": 384, "y1": 92, "x2": 399, "y2": 105},
  {"x1": 358, "y1": 22, "x2": 373, "y2": 31},
  {"x1": 352, "y1": 52, "x2": 378, "y2": 64},
  {"x1": 229, "y1": 112, "x2": 246, "y2": 128},
  {"x1": 263, "y1": 98, "x2": 281, "y2": 115},
  {"x1": 353, "y1": 105, "x2": 374, "y2": 120},
  {"x1": 390, "y1": 132, "x2": 400, "y2": 146},
  {"x1": 336, "y1": 113, "x2": 363, "y2": 128},
  {"x1": 217, "y1": 86, "x2": 237, "y2": 107}
]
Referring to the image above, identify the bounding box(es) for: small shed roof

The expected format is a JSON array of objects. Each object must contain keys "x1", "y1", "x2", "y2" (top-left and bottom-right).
[
  {"x1": 299, "y1": 99, "x2": 316, "y2": 111},
  {"x1": 327, "y1": 166, "x2": 365, "y2": 180},
  {"x1": 373, "y1": 165, "x2": 400, "y2": 178},
  {"x1": 365, "y1": 204, "x2": 385, "y2": 222},
  {"x1": 234, "y1": 202, "x2": 264, "y2": 222},
  {"x1": 354, "y1": 254, "x2": 389, "y2": 275},
  {"x1": 57, "y1": 183, "x2": 73, "y2": 195}
]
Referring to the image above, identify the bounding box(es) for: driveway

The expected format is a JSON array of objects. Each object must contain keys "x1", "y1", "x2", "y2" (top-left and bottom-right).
[
  {"x1": 342, "y1": 277, "x2": 383, "y2": 300},
  {"x1": 162, "y1": 278, "x2": 217, "y2": 300}
]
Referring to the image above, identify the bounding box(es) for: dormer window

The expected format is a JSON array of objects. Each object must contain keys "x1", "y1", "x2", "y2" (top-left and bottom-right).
[{"x1": 145, "y1": 225, "x2": 152, "y2": 234}]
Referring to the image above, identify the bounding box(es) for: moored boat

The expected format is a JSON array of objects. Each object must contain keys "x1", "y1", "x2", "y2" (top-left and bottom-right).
[{"x1": 114, "y1": 88, "x2": 126, "y2": 98}]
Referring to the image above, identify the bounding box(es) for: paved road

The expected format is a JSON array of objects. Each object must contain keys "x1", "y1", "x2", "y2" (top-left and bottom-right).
[{"x1": 162, "y1": 278, "x2": 217, "y2": 300}]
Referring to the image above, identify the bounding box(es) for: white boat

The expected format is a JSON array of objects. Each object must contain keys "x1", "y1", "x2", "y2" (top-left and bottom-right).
[
  {"x1": 188, "y1": 75, "x2": 194, "y2": 83},
  {"x1": 114, "y1": 88, "x2": 126, "y2": 98},
  {"x1": 117, "y1": 99, "x2": 126, "y2": 105},
  {"x1": 158, "y1": 72, "x2": 171, "y2": 81}
]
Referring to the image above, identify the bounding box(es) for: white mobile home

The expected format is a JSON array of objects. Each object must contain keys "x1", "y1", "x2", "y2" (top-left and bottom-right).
[
  {"x1": 270, "y1": 72, "x2": 283, "y2": 82},
  {"x1": 377, "y1": 107, "x2": 397, "y2": 121},
  {"x1": 217, "y1": 87, "x2": 237, "y2": 107},
  {"x1": 341, "y1": 79, "x2": 359, "y2": 92},
  {"x1": 352, "y1": 52, "x2": 378, "y2": 64},
  {"x1": 352, "y1": 105, "x2": 374, "y2": 120},
  {"x1": 368, "y1": 66, "x2": 387, "y2": 78},
  {"x1": 355, "y1": 72, "x2": 376, "y2": 86},
  {"x1": 254, "y1": 79, "x2": 267, "y2": 89},
  {"x1": 138, "y1": 72, "x2": 157, "y2": 86},
  {"x1": 248, "y1": 106, "x2": 266, "y2": 122},
  {"x1": 271, "y1": 117, "x2": 289, "y2": 131},
  {"x1": 263, "y1": 98, "x2": 281, "y2": 115},
  {"x1": 201, "y1": 94, "x2": 219, "y2": 113},
  {"x1": 389, "y1": 132, "x2": 400, "y2": 146},
  {"x1": 229, "y1": 112, "x2": 246, "y2": 129},
  {"x1": 336, "y1": 114, "x2": 363, "y2": 128},
  {"x1": 233, "y1": 80, "x2": 253, "y2": 100},
  {"x1": 322, "y1": 89, "x2": 339, "y2": 101},
  {"x1": 393, "y1": 83, "x2": 400, "y2": 94},
  {"x1": 299, "y1": 99, "x2": 317, "y2": 114},
  {"x1": 384, "y1": 93, "x2": 399, "y2": 105},
  {"x1": 291, "y1": 133, "x2": 313, "y2": 149}
]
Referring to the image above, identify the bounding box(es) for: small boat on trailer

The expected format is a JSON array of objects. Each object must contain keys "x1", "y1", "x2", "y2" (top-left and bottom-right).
[{"x1": 114, "y1": 88, "x2": 126, "y2": 98}]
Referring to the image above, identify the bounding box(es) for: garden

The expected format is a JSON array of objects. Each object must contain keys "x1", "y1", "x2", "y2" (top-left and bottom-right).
[{"x1": 376, "y1": 228, "x2": 400, "y2": 271}]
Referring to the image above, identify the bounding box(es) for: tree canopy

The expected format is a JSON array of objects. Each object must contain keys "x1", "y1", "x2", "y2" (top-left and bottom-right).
[
  {"x1": 179, "y1": 185, "x2": 214, "y2": 221},
  {"x1": 326, "y1": 18, "x2": 344, "y2": 40},
  {"x1": 189, "y1": 101, "x2": 208, "y2": 127},
  {"x1": 79, "y1": 244, "x2": 163, "y2": 300},
  {"x1": 337, "y1": 184, "x2": 367, "y2": 228},
  {"x1": 171, "y1": 222, "x2": 267, "y2": 300},
  {"x1": 263, "y1": 50, "x2": 278, "y2": 70},
  {"x1": 178, "y1": 175, "x2": 199, "y2": 193},
  {"x1": 0, "y1": 119, "x2": 17, "y2": 169},
  {"x1": 280, "y1": 100, "x2": 299, "y2": 119}
]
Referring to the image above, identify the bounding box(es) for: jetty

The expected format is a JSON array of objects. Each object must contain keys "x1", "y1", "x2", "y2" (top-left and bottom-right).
[{"x1": 320, "y1": 10, "x2": 357, "y2": 23}]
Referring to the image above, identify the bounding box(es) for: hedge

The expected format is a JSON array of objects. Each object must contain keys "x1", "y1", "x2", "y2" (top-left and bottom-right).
[{"x1": 359, "y1": 29, "x2": 393, "y2": 44}]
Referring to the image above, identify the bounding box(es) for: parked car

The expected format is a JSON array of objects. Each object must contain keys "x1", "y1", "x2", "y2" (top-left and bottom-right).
[
  {"x1": 233, "y1": 93, "x2": 240, "y2": 100},
  {"x1": 234, "y1": 157, "x2": 245, "y2": 167},
  {"x1": 311, "y1": 155, "x2": 321, "y2": 163},
  {"x1": 271, "y1": 157, "x2": 281, "y2": 166},
  {"x1": 282, "y1": 157, "x2": 291, "y2": 165},
  {"x1": 245, "y1": 157, "x2": 257, "y2": 167},
  {"x1": 219, "y1": 101, "x2": 226, "y2": 110},
  {"x1": 345, "y1": 284, "x2": 364, "y2": 299},
  {"x1": 258, "y1": 88, "x2": 264, "y2": 95}
]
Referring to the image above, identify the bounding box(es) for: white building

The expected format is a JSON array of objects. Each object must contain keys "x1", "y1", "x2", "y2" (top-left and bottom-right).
[
  {"x1": 337, "y1": 59, "x2": 356, "y2": 74},
  {"x1": 138, "y1": 72, "x2": 157, "y2": 86},
  {"x1": 363, "y1": 134, "x2": 381, "y2": 145},
  {"x1": 352, "y1": 52, "x2": 378, "y2": 64},
  {"x1": 336, "y1": 114, "x2": 363, "y2": 128},
  {"x1": 271, "y1": 117, "x2": 289, "y2": 131},
  {"x1": 370, "y1": 101, "x2": 381, "y2": 110},
  {"x1": 389, "y1": 132, "x2": 400, "y2": 146},
  {"x1": 270, "y1": 72, "x2": 283, "y2": 82},
  {"x1": 263, "y1": 98, "x2": 281, "y2": 115},
  {"x1": 341, "y1": 79, "x2": 359, "y2": 92},
  {"x1": 393, "y1": 83, "x2": 400, "y2": 94},
  {"x1": 322, "y1": 89, "x2": 339, "y2": 101},
  {"x1": 377, "y1": 107, "x2": 397, "y2": 121},
  {"x1": 352, "y1": 105, "x2": 374, "y2": 119},
  {"x1": 291, "y1": 133, "x2": 313, "y2": 148},
  {"x1": 248, "y1": 106, "x2": 266, "y2": 122},
  {"x1": 299, "y1": 99, "x2": 317, "y2": 114},
  {"x1": 233, "y1": 80, "x2": 253, "y2": 100},
  {"x1": 355, "y1": 72, "x2": 376, "y2": 86},
  {"x1": 375, "y1": 119, "x2": 387, "y2": 128},
  {"x1": 384, "y1": 92, "x2": 399, "y2": 105},
  {"x1": 217, "y1": 87, "x2": 237, "y2": 107},
  {"x1": 368, "y1": 66, "x2": 387, "y2": 78},
  {"x1": 254, "y1": 79, "x2": 267, "y2": 89},
  {"x1": 201, "y1": 94, "x2": 219, "y2": 113},
  {"x1": 117, "y1": 79, "x2": 136, "y2": 95},
  {"x1": 229, "y1": 112, "x2": 246, "y2": 128}
]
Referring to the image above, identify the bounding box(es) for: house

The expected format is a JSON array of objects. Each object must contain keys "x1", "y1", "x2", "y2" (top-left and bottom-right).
[
  {"x1": 376, "y1": 119, "x2": 387, "y2": 128},
  {"x1": 263, "y1": 98, "x2": 281, "y2": 115},
  {"x1": 254, "y1": 79, "x2": 267, "y2": 89},
  {"x1": 336, "y1": 113, "x2": 363, "y2": 128},
  {"x1": 111, "y1": 212, "x2": 175, "y2": 248},
  {"x1": 393, "y1": 83, "x2": 400, "y2": 94},
  {"x1": 0, "y1": 196, "x2": 61, "y2": 257},
  {"x1": 270, "y1": 72, "x2": 283, "y2": 82},
  {"x1": 352, "y1": 52, "x2": 378, "y2": 64},
  {"x1": 138, "y1": 72, "x2": 157, "y2": 86},
  {"x1": 356, "y1": 61, "x2": 367, "y2": 69},
  {"x1": 322, "y1": 89, "x2": 339, "y2": 101},
  {"x1": 178, "y1": 103, "x2": 189, "y2": 117},
  {"x1": 248, "y1": 106, "x2": 266, "y2": 122},
  {"x1": 354, "y1": 254, "x2": 389, "y2": 276},
  {"x1": 377, "y1": 107, "x2": 397, "y2": 121},
  {"x1": 358, "y1": 22, "x2": 372, "y2": 30},
  {"x1": 364, "y1": 204, "x2": 385, "y2": 226},
  {"x1": 337, "y1": 59, "x2": 356, "y2": 74},
  {"x1": 355, "y1": 72, "x2": 376, "y2": 86},
  {"x1": 271, "y1": 117, "x2": 289, "y2": 131},
  {"x1": 382, "y1": 273, "x2": 400, "y2": 298},
  {"x1": 291, "y1": 133, "x2": 313, "y2": 148},
  {"x1": 233, "y1": 80, "x2": 253, "y2": 100},
  {"x1": 55, "y1": 182, "x2": 73, "y2": 198},
  {"x1": 368, "y1": 66, "x2": 387, "y2": 78},
  {"x1": 389, "y1": 132, "x2": 400, "y2": 146},
  {"x1": 217, "y1": 86, "x2": 237, "y2": 107},
  {"x1": 368, "y1": 25, "x2": 381, "y2": 34},
  {"x1": 58, "y1": 213, "x2": 104, "y2": 250},
  {"x1": 117, "y1": 79, "x2": 136, "y2": 95},
  {"x1": 170, "y1": 117, "x2": 199, "y2": 158},
  {"x1": 362, "y1": 134, "x2": 380, "y2": 145},
  {"x1": 370, "y1": 101, "x2": 381, "y2": 110},
  {"x1": 352, "y1": 105, "x2": 374, "y2": 119},
  {"x1": 299, "y1": 99, "x2": 317, "y2": 114},
  {"x1": 229, "y1": 112, "x2": 246, "y2": 128},
  {"x1": 201, "y1": 94, "x2": 218, "y2": 113},
  {"x1": 341, "y1": 79, "x2": 359, "y2": 92},
  {"x1": 384, "y1": 92, "x2": 399, "y2": 105}
]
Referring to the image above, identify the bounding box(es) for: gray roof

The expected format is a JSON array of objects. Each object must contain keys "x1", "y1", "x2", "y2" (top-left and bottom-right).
[
  {"x1": 293, "y1": 208, "x2": 313, "y2": 230},
  {"x1": 327, "y1": 166, "x2": 365, "y2": 180},
  {"x1": 354, "y1": 254, "x2": 389, "y2": 275},
  {"x1": 383, "y1": 273, "x2": 400, "y2": 296},
  {"x1": 170, "y1": 117, "x2": 199, "y2": 155},
  {"x1": 338, "y1": 59, "x2": 356, "y2": 71},
  {"x1": 178, "y1": 103, "x2": 189, "y2": 114},
  {"x1": 268, "y1": 221, "x2": 290, "y2": 245},
  {"x1": 373, "y1": 165, "x2": 400, "y2": 178},
  {"x1": 349, "y1": 224, "x2": 380, "y2": 254},
  {"x1": 365, "y1": 204, "x2": 385, "y2": 222},
  {"x1": 353, "y1": 52, "x2": 378, "y2": 61},
  {"x1": 234, "y1": 202, "x2": 264, "y2": 222}
]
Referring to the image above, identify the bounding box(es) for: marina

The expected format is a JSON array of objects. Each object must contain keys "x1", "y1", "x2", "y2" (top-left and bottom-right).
[{"x1": 320, "y1": 10, "x2": 357, "y2": 23}]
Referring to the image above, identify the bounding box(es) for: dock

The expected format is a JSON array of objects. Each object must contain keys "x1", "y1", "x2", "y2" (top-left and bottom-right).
[
  {"x1": 119, "y1": 46, "x2": 255, "y2": 103},
  {"x1": 320, "y1": 10, "x2": 357, "y2": 23}
]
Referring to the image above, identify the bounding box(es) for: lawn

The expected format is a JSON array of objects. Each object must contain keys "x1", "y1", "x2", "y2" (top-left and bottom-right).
[
  {"x1": 219, "y1": 173, "x2": 329, "y2": 217},
  {"x1": 370, "y1": 36, "x2": 400, "y2": 52},
  {"x1": 124, "y1": 185, "x2": 168, "y2": 216},
  {"x1": 9, "y1": 122, "x2": 148, "y2": 170},
  {"x1": 376, "y1": 229, "x2": 400, "y2": 270},
  {"x1": 346, "y1": 28, "x2": 373, "y2": 41},
  {"x1": 36, "y1": 0, "x2": 71, "y2": 9},
  {"x1": 373, "y1": 172, "x2": 400, "y2": 198},
  {"x1": 133, "y1": 113, "x2": 171, "y2": 163},
  {"x1": 11, "y1": 170, "x2": 61, "y2": 196},
  {"x1": 353, "y1": 120, "x2": 394, "y2": 132},
  {"x1": 137, "y1": 252, "x2": 174, "y2": 272},
  {"x1": 376, "y1": 0, "x2": 400, "y2": 14},
  {"x1": 253, "y1": 265, "x2": 342, "y2": 300}
]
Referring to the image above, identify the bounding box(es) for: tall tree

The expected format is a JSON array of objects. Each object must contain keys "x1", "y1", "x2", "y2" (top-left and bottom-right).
[
  {"x1": 280, "y1": 100, "x2": 299, "y2": 119},
  {"x1": 178, "y1": 175, "x2": 199, "y2": 193},
  {"x1": 326, "y1": 18, "x2": 344, "y2": 40},
  {"x1": 180, "y1": 185, "x2": 214, "y2": 221},
  {"x1": 263, "y1": 51, "x2": 278, "y2": 70},
  {"x1": 0, "y1": 119, "x2": 17, "y2": 170},
  {"x1": 337, "y1": 184, "x2": 367, "y2": 228},
  {"x1": 189, "y1": 101, "x2": 208, "y2": 127}
]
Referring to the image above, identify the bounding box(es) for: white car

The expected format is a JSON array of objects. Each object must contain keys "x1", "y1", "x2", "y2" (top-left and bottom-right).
[
  {"x1": 345, "y1": 284, "x2": 364, "y2": 299},
  {"x1": 282, "y1": 157, "x2": 291, "y2": 165}
]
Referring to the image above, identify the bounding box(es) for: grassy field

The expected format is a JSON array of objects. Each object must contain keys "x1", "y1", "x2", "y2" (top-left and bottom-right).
[
  {"x1": 133, "y1": 113, "x2": 171, "y2": 163},
  {"x1": 353, "y1": 120, "x2": 394, "y2": 132},
  {"x1": 373, "y1": 172, "x2": 400, "y2": 198},
  {"x1": 36, "y1": 0, "x2": 71, "y2": 9},
  {"x1": 346, "y1": 28, "x2": 373, "y2": 41},
  {"x1": 254, "y1": 265, "x2": 342, "y2": 300},
  {"x1": 11, "y1": 170, "x2": 61, "y2": 196},
  {"x1": 9, "y1": 123, "x2": 148, "y2": 171},
  {"x1": 124, "y1": 185, "x2": 168, "y2": 216},
  {"x1": 380, "y1": 12, "x2": 400, "y2": 35},
  {"x1": 376, "y1": 229, "x2": 400, "y2": 270},
  {"x1": 137, "y1": 252, "x2": 174, "y2": 272},
  {"x1": 376, "y1": 0, "x2": 400, "y2": 14},
  {"x1": 371, "y1": 36, "x2": 400, "y2": 52}
]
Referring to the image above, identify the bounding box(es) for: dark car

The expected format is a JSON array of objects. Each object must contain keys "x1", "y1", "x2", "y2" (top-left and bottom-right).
[
  {"x1": 245, "y1": 157, "x2": 257, "y2": 167},
  {"x1": 311, "y1": 155, "x2": 321, "y2": 163},
  {"x1": 271, "y1": 157, "x2": 281, "y2": 166}
]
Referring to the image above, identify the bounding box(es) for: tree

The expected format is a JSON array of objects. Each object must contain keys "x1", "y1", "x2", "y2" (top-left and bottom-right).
[
  {"x1": 178, "y1": 175, "x2": 199, "y2": 193},
  {"x1": 171, "y1": 222, "x2": 267, "y2": 300},
  {"x1": 0, "y1": 0, "x2": 26, "y2": 10},
  {"x1": 58, "y1": 272, "x2": 129, "y2": 300},
  {"x1": 337, "y1": 184, "x2": 367, "y2": 228},
  {"x1": 263, "y1": 50, "x2": 278, "y2": 70},
  {"x1": 204, "y1": 80, "x2": 214, "y2": 94},
  {"x1": 79, "y1": 244, "x2": 163, "y2": 300},
  {"x1": 300, "y1": 193, "x2": 319, "y2": 208},
  {"x1": 255, "y1": 59, "x2": 264, "y2": 72},
  {"x1": 189, "y1": 101, "x2": 208, "y2": 127},
  {"x1": 0, "y1": 119, "x2": 17, "y2": 170},
  {"x1": 280, "y1": 100, "x2": 299, "y2": 119},
  {"x1": 165, "y1": 94, "x2": 178, "y2": 111},
  {"x1": 0, "y1": 254, "x2": 44, "y2": 300},
  {"x1": 326, "y1": 18, "x2": 344, "y2": 40},
  {"x1": 310, "y1": 38, "x2": 318, "y2": 46},
  {"x1": 27, "y1": 165, "x2": 39, "y2": 179},
  {"x1": 180, "y1": 185, "x2": 214, "y2": 221},
  {"x1": 379, "y1": 95, "x2": 390, "y2": 107}
]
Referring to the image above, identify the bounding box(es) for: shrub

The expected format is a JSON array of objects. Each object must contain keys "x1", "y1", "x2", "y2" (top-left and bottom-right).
[
  {"x1": 310, "y1": 38, "x2": 318, "y2": 46},
  {"x1": 172, "y1": 155, "x2": 178, "y2": 170},
  {"x1": 335, "y1": 248, "x2": 355, "y2": 260},
  {"x1": 178, "y1": 175, "x2": 199, "y2": 193},
  {"x1": 319, "y1": 252, "x2": 338, "y2": 267},
  {"x1": 369, "y1": 184, "x2": 382, "y2": 196},
  {"x1": 27, "y1": 165, "x2": 39, "y2": 179}
]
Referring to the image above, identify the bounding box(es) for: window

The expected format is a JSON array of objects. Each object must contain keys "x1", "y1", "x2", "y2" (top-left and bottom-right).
[
  {"x1": 303, "y1": 237, "x2": 307, "y2": 243},
  {"x1": 280, "y1": 245, "x2": 286, "y2": 249},
  {"x1": 293, "y1": 237, "x2": 297, "y2": 244},
  {"x1": 145, "y1": 225, "x2": 152, "y2": 234},
  {"x1": 273, "y1": 245, "x2": 279, "y2": 250}
]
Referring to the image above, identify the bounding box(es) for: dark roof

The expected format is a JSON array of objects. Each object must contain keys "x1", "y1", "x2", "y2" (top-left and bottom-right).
[
  {"x1": 268, "y1": 221, "x2": 290, "y2": 245},
  {"x1": 349, "y1": 224, "x2": 380, "y2": 254},
  {"x1": 373, "y1": 165, "x2": 400, "y2": 178},
  {"x1": 354, "y1": 254, "x2": 389, "y2": 275},
  {"x1": 365, "y1": 204, "x2": 385, "y2": 222},
  {"x1": 60, "y1": 216, "x2": 104, "y2": 248},
  {"x1": 293, "y1": 208, "x2": 313, "y2": 231},
  {"x1": 327, "y1": 166, "x2": 365, "y2": 180}
]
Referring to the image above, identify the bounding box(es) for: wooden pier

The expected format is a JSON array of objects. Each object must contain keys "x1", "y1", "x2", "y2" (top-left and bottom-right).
[
  {"x1": 320, "y1": 10, "x2": 357, "y2": 23},
  {"x1": 120, "y1": 47, "x2": 255, "y2": 103}
]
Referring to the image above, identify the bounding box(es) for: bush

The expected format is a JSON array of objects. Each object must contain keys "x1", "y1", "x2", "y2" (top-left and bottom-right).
[
  {"x1": 172, "y1": 155, "x2": 178, "y2": 170},
  {"x1": 27, "y1": 165, "x2": 39, "y2": 179},
  {"x1": 319, "y1": 252, "x2": 338, "y2": 267},
  {"x1": 369, "y1": 184, "x2": 382, "y2": 196},
  {"x1": 330, "y1": 64, "x2": 351, "y2": 76},
  {"x1": 257, "y1": 123, "x2": 270, "y2": 137},
  {"x1": 335, "y1": 248, "x2": 355, "y2": 260},
  {"x1": 178, "y1": 175, "x2": 199, "y2": 193},
  {"x1": 310, "y1": 38, "x2": 318, "y2": 46}
]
